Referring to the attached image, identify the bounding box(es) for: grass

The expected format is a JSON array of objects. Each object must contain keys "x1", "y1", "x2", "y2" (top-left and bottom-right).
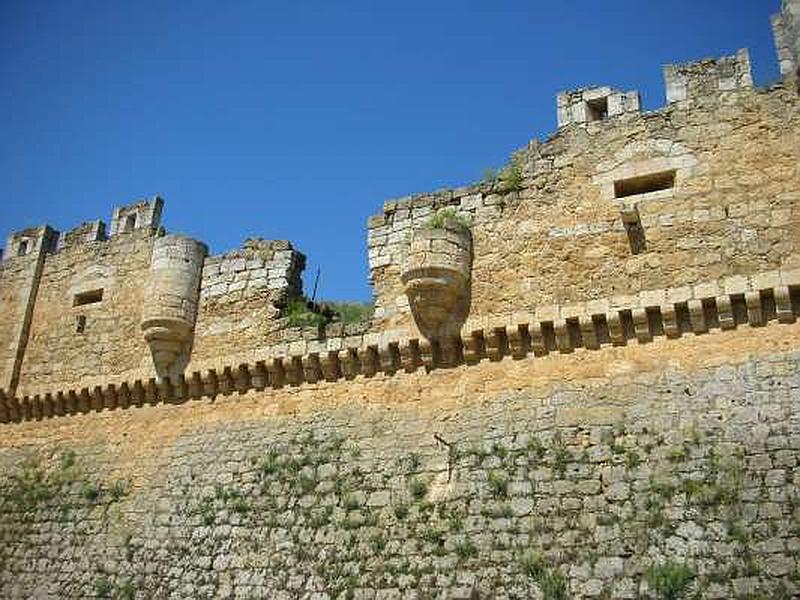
[
  {"x1": 260, "y1": 449, "x2": 280, "y2": 476},
  {"x1": 393, "y1": 502, "x2": 409, "y2": 520},
  {"x1": 94, "y1": 577, "x2": 113, "y2": 598},
  {"x1": 109, "y1": 479, "x2": 128, "y2": 501},
  {"x1": 329, "y1": 301, "x2": 373, "y2": 325},
  {"x1": 60, "y1": 449, "x2": 76, "y2": 470},
  {"x1": 453, "y1": 537, "x2": 478, "y2": 560},
  {"x1": 646, "y1": 560, "x2": 695, "y2": 600},
  {"x1": 426, "y1": 207, "x2": 471, "y2": 232},
  {"x1": 518, "y1": 551, "x2": 568, "y2": 600},
  {"x1": 500, "y1": 156, "x2": 524, "y2": 192},
  {"x1": 408, "y1": 477, "x2": 428, "y2": 501},
  {"x1": 282, "y1": 299, "x2": 326, "y2": 328},
  {"x1": 550, "y1": 435, "x2": 571, "y2": 476},
  {"x1": 4, "y1": 465, "x2": 54, "y2": 512},
  {"x1": 487, "y1": 469, "x2": 509, "y2": 498},
  {"x1": 81, "y1": 482, "x2": 100, "y2": 503},
  {"x1": 485, "y1": 154, "x2": 525, "y2": 191}
]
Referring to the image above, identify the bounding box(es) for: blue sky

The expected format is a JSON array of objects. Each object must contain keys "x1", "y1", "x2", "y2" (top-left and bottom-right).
[{"x1": 0, "y1": 1, "x2": 782, "y2": 301}]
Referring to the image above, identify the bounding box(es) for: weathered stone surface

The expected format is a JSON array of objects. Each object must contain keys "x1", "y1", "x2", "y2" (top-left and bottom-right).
[{"x1": 0, "y1": 3, "x2": 799, "y2": 598}]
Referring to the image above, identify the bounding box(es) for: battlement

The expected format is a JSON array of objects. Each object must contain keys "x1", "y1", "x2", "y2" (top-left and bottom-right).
[
  {"x1": 664, "y1": 48, "x2": 753, "y2": 103},
  {"x1": 1, "y1": 196, "x2": 165, "y2": 262},
  {"x1": 2, "y1": 225, "x2": 58, "y2": 261},
  {"x1": 201, "y1": 238, "x2": 304, "y2": 303},
  {"x1": 109, "y1": 196, "x2": 163, "y2": 236},
  {"x1": 557, "y1": 86, "x2": 641, "y2": 127}
]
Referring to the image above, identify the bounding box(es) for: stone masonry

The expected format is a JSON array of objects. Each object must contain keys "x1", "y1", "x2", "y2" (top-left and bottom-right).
[{"x1": 0, "y1": 3, "x2": 798, "y2": 599}]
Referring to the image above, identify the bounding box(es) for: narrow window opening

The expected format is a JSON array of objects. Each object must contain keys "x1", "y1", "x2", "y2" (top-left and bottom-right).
[
  {"x1": 76, "y1": 315, "x2": 86, "y2": 333},
  {"x1": 123, "y1": 213, "x2": 137, "y2": 232},
  {"x1": 614, "y1": 170, "x2": 676, "y2": 198},
  {"x1": 624, "y1": 221, "x2": 647, "y2": 254},
  {"x1": 74, "y1": 288, "x2": 104, "y2": 306},
  {"x1": 586, "y1": 97, "x2": 609, "y2": 122},
  {"x1": 17, "y1": 240, "x2": 28, "y2": 256}
]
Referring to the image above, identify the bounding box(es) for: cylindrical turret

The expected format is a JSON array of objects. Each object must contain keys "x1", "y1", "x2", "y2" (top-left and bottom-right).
[
  {"x1": 401, "y1": 221, "x2": 472, "y2": 342},
  {"x1": 141, "y1": 234, "x2": 207, "y2": 378}
]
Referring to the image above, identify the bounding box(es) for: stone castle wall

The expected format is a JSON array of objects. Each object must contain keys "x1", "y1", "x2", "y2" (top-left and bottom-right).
[
  {"x1": 0, "y1": 3, "x2": 799, "y2": 599},
  {"x1": 0, "y1": 324, "x2": 798, "y2": 599},
  {"x1": 368, "y1": 66, "x2": 800, "y2": 340},
  {"x1": 15, "y1": 228, "x2": 157, "y2": 398}
]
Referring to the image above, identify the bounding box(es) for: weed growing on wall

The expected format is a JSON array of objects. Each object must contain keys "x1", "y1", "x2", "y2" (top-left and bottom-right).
[{"x1": 646, "y1": 560, "x2": 695, "y2": 600}]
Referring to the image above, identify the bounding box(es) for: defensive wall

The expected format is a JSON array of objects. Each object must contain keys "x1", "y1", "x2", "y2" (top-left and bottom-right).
[{"x1": 0, "y1": 3, "x2": 799, "y2": 598}]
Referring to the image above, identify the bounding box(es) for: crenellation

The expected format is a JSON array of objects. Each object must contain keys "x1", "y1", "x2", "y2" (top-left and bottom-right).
[
  {"x1": 109, "y1": 195, "x2": 164, "y2": 236},
  {"x1": 663, "y1": 48, "x2": 753, "y2": 104},
  {"x1": 557, "y1": 86, "x2": 641, "y2": 127},
  {"x1": 56, "y1": 219, "x2": 106, "y2": 250},
  {"x1": 3, "y1": 224, "x2": 58, "y2": 261}
]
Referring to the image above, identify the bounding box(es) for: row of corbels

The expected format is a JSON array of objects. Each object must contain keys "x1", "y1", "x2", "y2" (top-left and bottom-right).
[{"x1": 0, "y1": 281, "x2": 796, "y2": 424}]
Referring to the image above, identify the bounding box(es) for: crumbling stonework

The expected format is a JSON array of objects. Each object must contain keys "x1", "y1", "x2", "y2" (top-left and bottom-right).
[
  {"x1": 0, "y1": 3, "x2": 799, "y2": 599},
  {"x1": 773, "y1": 0, "x2": 800, "y2": 80}
]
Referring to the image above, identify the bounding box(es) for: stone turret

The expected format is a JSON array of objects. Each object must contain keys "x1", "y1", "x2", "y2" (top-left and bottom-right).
[
  {"x1": 141, "y1": 234, "x2": 208, "y2": 379},
  {"x1": 401, "y1": 214, "x2": 472, "y2": 359}
]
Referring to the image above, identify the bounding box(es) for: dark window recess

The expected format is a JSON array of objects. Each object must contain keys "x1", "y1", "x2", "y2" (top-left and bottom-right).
[
  {"x1": 614, "y1": 170, "x2": 676, "y2": 198},
  {"x1": 124, "y1": 213, "x2": 137, "y2": 232},
  {"x1": 76, "y1": 315, "x2": 86, "y2": 333},
  {"x1": 17, "y1": 240, "x2": 28, "y2": 257},
  {"x1": 74, "y1": 289, "x2": 104, "y2": 306},
  {"x1": 625, "y1": 221, "x2": 647, "y2": 254},
  {"x1": 586, "y1": 97, "x2": 609, "y2": 122}
]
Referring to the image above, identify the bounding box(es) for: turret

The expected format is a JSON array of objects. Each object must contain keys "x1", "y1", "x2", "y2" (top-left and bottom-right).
[{"x1": 141, "y1": 234, "x2": 208, "y2": 379}]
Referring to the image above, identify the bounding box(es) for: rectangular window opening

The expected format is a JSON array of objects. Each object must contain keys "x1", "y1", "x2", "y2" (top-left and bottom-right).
[
  {"x1": 124, "y1": 213, "x2": 137, "y2": 232},
  {"x1": 17, "y1": 240, "x2": 28, "y2": 256},
  {"x1": 586, "y1": 97, "x2": 609, "y2": 122},
  {"x1": 624, "y1": 221, "x2": 647, "y2": 255},
  {"x1": 74, "y1": 288, "x2": 104, "y2": 307},
  {"x1": 614, "y1": 170, "x2": 676, "y2": 199},
  {"x1": 76, "y1": 315, "x2": 86, "y2": 333}
]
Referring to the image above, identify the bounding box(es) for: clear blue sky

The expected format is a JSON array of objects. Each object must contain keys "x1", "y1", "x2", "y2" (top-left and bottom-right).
[{"x1": 0, "y1": 1, "x2": 782, "y2": 301}]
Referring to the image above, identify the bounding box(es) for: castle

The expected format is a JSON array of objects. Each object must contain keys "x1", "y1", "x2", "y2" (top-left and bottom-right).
[{"x1": 0, "y1": 3, "x2": 798, "y2": 599}]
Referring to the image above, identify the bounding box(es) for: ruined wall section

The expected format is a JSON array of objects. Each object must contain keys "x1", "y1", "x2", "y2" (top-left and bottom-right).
[
  {"x1": 189, "y1": 239, "x2": 305, "y2": 368},
  {"x1": 368, "y1": 65, "x2": 800, "y2": 340},
  {"x1": 773, "y1": 0, "x2": 800, "y2": 79},
  {"x1": 15, "y1": 226, "x2": 159, "y2": 398}
]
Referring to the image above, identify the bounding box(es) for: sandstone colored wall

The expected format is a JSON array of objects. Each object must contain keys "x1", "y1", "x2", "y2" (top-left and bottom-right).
[
  {"x1": 15, "y1": 228, "x2": 158, "y2": 398},
  {"x1": 0, "y1": 227, "x2": 56, "y2": 393},
  {"x1": 0, "y1": 323, "x2": 798, "y2": 599},
  {"x1": 368, "y1": 82, "x2": 800, "y2": 340}
]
